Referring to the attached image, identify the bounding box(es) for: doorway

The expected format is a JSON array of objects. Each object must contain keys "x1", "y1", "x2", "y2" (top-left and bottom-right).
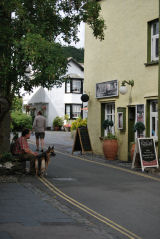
[{"x1": 128, "y1": 106, "x2": 135, "y2": 160}]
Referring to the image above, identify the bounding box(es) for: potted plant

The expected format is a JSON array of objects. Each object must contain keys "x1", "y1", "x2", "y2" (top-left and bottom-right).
[
  {"x1": 70, "y1": 118, "x2": 87, "y2": 138},
  {"x1": 130, "y1": 121, "x2": 145, "y2": 161},
  {"x1": 102, "y1": 119, "x2": 118, "y2": 160},
  {"x1": 53, "y1": 116, "x2": 63, "y2": 131},
  {"x1": 133, "y1": 121, "x2": 145, "y2": 138}
]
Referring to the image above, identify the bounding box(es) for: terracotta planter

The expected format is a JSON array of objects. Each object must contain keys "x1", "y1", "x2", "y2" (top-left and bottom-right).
[
  {"x1": 54, "y1": 126, "x2": 60, "y2": 131},
  {"x1": 103, "y1": 139, "x2": 118, "y2": 160}
]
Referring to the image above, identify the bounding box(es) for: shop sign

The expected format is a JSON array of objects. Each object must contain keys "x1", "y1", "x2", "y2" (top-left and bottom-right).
[
  {"x1": 132, "y1": 138, "x2": 159, "y2": 172},
  {"x1": 96, "y1": 80, "x2": 118, "y2": 98}
]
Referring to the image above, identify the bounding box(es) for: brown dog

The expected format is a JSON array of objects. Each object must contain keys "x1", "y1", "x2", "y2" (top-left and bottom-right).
[{"x1": 35, "y1": 146, "x2": 56, "y2": 176}]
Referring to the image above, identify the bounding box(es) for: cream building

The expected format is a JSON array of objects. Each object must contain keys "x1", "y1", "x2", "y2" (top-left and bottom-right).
[{"x1": 84, "y1": 0, "x2": 159, "y2": 161}]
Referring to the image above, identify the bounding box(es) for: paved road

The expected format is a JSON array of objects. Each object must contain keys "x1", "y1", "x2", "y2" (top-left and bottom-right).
[
  {"x1": 1, "y1": 131, "x2": 160, "y2": 239},
  {"x1": 31, "y1": 131, "x2": 160, "y2": 239}
]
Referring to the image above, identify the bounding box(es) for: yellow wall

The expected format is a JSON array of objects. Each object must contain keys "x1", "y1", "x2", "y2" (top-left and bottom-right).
[{"x1": 84, "y1": 0, "x2": 159, "y2": 160}]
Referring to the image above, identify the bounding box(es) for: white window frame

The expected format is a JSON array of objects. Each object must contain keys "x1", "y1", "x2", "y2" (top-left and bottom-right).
[
  {"x1": 151, "y1": 21, "x2": 159, "y2": 61},
  {"x1": 72, "y1": 80, "x2": 82, "y2": 93},
  {"x1": 150, "y1": 100, "x2": 158, "y2": 141},
  {"x1": 66, "y1": 105, "x2": 71, "y2": 119},
  {"x1": 72, "y1": 104, "x2": 81, "y2": 118},
  {"x1": 104, "y1": 103, "x2": 115, "y2": 136}
]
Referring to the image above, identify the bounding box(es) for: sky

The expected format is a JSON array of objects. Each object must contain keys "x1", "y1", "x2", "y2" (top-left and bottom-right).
[{"x1": 71, "y1": 22, "x2": 85, "y2": 48}]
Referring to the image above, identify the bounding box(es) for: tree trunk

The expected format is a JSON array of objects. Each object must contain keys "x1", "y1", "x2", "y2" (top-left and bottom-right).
[{"x1": 0, "y1": 111, "x2": 10, "y2": 154}]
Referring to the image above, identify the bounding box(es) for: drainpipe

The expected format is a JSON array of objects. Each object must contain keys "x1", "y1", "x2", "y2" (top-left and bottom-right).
[{"x1": 158, "y1": 0, "x2": 160, "y2": 161}]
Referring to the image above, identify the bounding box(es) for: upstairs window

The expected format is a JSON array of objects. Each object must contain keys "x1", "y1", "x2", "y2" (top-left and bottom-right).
[
  {"x1": 65, "y1": 79, "x2": 83, "y2": 94},
  {"x1": 72, "y1": 80, "x2": 82, "y2": 93},
  {"x1": 148, "y1": 19, "x2": 159, "y2": 63},
  {"x1": 151, "y1": 20, "x2": 159, "y2": 61}
]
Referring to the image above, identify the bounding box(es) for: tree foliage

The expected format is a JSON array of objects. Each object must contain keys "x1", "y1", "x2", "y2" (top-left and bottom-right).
[
  {"x1": 62, "y1": 46, "x2": 84, "y2": 63},
  {"x1": 0, "y1": 0, "x2": 105, "y2": 153},
  {"x1": 0, "y1": 0, "x2": 105, "y2": 105},
  {"x1": 11, "y1": 96, "x2": 23, "y2": 112}
]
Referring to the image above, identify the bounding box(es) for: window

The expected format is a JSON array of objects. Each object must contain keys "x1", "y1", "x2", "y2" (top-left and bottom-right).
[
  {"x1": 150, "y1": 100, "x2": 158, "y2": 140},
  {"x1": 65, "y1": 79, "x2": 83, "y2": 94},
  {"x1": 65, "y1": 104, "x2": 82, "y2": 119},
  {"x1": 104, "y1": 103, "x2": 115, "y2": 136},
  {"x1": 65, "y1": 80, "x2": 71, "y2": 93},
  {"x1": 148, "y1": 20, "x2": 159, "y2": 62},
  {"x1": 151, "y1": 20, "x2": 159, "y2": 61},
  {"x1": 136, "y1": 104, "x2": 145, "y2": 137}
]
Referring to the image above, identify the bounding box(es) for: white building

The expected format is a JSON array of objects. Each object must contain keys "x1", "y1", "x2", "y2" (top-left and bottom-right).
[{"x1": 23, "y1": 58, "x2": 85, "y2": 129}]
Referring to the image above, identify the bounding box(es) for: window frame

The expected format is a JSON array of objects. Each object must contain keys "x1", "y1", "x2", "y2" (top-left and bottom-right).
[
  {"x1": 150, "y1": 100, "x2": 158, "y2": 141},
  {"x1": 65, "y1": 103, "x2": 83, "y2": 119},
  {"x1": 147, "y1": 19, "x2": 159, "y2": 63},
  {"x1": 104, "y1": 102, "x2": 115, "y2": 136},
  {"x1": 65, "y1": 79, "x2": 83, "y2": 94}
]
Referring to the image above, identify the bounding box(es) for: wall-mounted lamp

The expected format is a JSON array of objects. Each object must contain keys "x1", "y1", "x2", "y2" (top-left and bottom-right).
[{"x1": 119, "y1": 80, "x2": 134, "y2": 95}]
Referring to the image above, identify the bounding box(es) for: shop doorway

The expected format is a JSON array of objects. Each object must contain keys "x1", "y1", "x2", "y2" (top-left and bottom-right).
[{"x1": 128, "y1": 106, "x2": 135, "y2": 160}]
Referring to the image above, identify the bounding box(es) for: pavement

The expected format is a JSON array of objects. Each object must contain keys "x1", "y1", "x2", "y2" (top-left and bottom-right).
[{"x1": 0, "y1": 131, "x2": 160, "y2": 239}]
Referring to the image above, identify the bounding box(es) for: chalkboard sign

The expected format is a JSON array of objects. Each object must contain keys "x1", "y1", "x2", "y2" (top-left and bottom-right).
[
  {"x1": 72, "y1": 127, "x2": 92, "y2": 154},
  {"x1": 132, "y1": 138, "x2": 159, "y2": 171}
]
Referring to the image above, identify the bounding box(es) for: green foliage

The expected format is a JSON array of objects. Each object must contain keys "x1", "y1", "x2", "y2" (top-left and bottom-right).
[
  {"x1": 11, "y1": 111, "x2": 32, "y2": 132},
  {"x1": 0, "y1": 153, "x2": 13, "y2": 163},
  {"x1": 103, "y1": 133, "x2": 117, "y2": 140},
  {"x1": 0, "y1": 152, "x2": 20, "y2": 163},
  {"x1": 103, "y1": 119, "x2": 114, "y2": 131},
  {"x1": 62, "y1": 46, "x2": 84, "y2": 63},
  {"x1": 0, "y1": 0, "x2": 106, "y2": 153},
  {"x1": 71, "y1": 118, "x2": 87, "y2": 131},
  {"x1": 102, "y1": 119, "x2": 117, "y2": 139},
  {"x1": 0, "y1": 0, "x2": 105, "y2": 102},
  {"x1": 53, "y1": 116, "x2": 63, "y2": 127},
  {"x1": 11, "y1": 96, "x2": 23, "y2": 112},
  {"x1": 64, "y1": 114, "x2": 69, "y2": 121},
  {"x1": 134, "y1": 121, "x2": 145, "y2": 138}
]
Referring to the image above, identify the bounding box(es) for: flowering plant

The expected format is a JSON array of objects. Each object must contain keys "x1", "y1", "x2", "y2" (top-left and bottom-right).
[{"x1": 64, "y1": 124, "x2": 71, "y2": 128}]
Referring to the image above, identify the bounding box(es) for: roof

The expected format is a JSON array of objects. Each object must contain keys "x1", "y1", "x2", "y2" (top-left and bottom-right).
[
  {"x1": 67, "y1": 57, "x2": 84, "y2": 71},
  {"x1": 67, "y1": 73, "x2": 83, "y2": 79},
  {"x1": 28, "y1": 87, "x2": 50, "y2": 104}
]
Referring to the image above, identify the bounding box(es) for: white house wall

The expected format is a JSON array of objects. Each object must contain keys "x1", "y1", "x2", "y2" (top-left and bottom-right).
[{"x1": 23, "y1": 59, "x2": 84, "y2": 128}]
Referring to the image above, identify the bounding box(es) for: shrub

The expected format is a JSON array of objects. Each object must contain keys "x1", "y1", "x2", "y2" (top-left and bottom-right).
[
  {"x1": 71, "y1": 118, "x2": 87, "y2": 131},
  {"x1": 11, "y1": 111, "x2": 32, "y2": 132},
  {"x1": 134, "y1": 121, "x2": 145, "y2": 138},
  {"x1": 53, "y1": 116, "x2": 63, "y2": 127}
]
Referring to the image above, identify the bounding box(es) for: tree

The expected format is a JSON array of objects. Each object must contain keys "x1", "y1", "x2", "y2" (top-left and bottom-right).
[
  {"x1": 0, "y1": 0, "x2": 106, "y2": 154},
  {"x1": 62, "y1": 46, "x2": 84, "y2": 62}
]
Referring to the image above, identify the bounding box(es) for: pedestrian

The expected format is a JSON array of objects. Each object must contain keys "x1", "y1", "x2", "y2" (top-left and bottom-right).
[
  {"x1": 32, "y1": 111, "x2": 46, "y2": 152},
  {"x1": 12, "y1": 128, "x2": 38, "y2": 173}
]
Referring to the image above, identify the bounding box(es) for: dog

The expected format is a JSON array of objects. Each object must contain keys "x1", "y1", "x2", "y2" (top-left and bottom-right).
[{"x1": 35, "y1": 146, "x2": 56, "y2": 176}]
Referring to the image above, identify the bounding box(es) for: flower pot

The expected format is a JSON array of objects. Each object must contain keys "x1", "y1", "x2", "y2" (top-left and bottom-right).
[
  {"x1": 103, "y1": 139, "x2": 118, "y2": 160},
  {"x1": 54, "y1": 126, "x2": 60, "y2": 131}
]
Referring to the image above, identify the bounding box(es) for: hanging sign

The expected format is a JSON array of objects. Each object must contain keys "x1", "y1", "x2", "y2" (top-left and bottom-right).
[
  {"x1": 132, "y1": 138, "x2": 159, "y2": 172},
  {"x1": 72, "y1": 127, "x2": 92, "y2": 154}
]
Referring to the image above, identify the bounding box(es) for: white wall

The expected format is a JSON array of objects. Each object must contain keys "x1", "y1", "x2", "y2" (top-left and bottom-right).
[{"x1": 23, "y1": 59, "x2": 84, "y2": 128}]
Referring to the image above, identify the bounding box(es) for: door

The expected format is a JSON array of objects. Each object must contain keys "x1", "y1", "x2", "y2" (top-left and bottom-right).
[{"x1": 128, "y1": 107, "x2": 135, "y2": 160}]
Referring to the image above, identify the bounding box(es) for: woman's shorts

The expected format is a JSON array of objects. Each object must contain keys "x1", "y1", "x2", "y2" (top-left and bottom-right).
[{"x1": 35, "y1": 132, "x2": 45, "y2": 139}]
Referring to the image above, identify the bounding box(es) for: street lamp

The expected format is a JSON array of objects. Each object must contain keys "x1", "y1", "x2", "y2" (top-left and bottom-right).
[{"x1": 119, "y1": 80, "x2": 134, "y2": 95}]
